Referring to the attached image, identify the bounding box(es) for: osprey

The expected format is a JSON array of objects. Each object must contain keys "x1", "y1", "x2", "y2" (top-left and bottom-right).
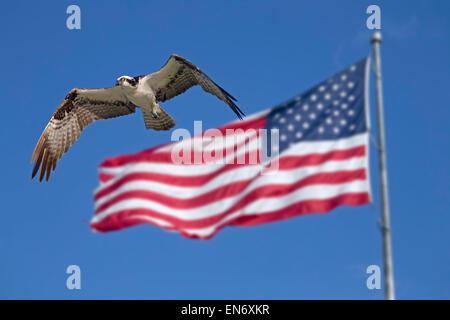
[{"x1": 31, "y1": 54, "x2": 244, "y2": 182}]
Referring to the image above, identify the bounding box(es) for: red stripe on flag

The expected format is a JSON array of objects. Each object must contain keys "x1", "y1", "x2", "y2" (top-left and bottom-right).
[
  {"x1": 90, "y1": 192, "x2": 370, "y2": 240},
  {"x1": 98, "y1": 173, "x2": 114, "y2": 184},
  {"x1": 93, "y1": 169, "x2": 367, "y2": 231},
  {"x1": 94, "y1": 145, "x2": 365, "y2": 201},
  {"x1": 98, "y1": 116, "x2": 266, "y2": 169},
  {"x1": 95, "y1": 169, "x2": 367, "y2": 215},
  {"x1": 94, "y1": 150, "x2": 262, "y2": 199},
  {"x1": 278, "y1": 145, "x2": 365, "y2": 169}
]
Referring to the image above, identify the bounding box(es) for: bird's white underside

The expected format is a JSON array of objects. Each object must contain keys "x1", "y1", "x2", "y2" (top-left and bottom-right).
[{"x1": 32, "y1": 54, "x2": 243, "y2": 181}]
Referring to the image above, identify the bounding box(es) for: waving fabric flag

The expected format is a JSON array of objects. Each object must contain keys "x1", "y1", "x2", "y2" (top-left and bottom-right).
[{"x1": 90, "y1": 57, "x2": 372, "y2": 239}]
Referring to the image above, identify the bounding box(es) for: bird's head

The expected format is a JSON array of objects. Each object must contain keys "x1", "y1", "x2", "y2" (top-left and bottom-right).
[{"x1": 115, "y1": 76, "x2": 137, "y2": 87}]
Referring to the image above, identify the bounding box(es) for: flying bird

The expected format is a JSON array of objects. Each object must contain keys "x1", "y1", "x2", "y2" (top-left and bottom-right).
[{"x1": 31, "y1": 54, "x2": 244, "y2": 182}]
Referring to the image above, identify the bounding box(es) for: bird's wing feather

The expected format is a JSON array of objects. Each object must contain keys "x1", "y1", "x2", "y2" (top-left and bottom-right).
[
  {"x1": 143, "y1": 54, "x2": 244, "y2": 119},
  {"x1": 31, "y1": 86, "x2": 136, "y2": 182}
]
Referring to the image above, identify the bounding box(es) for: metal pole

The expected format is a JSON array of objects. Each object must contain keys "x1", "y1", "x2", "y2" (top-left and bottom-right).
[{"x1": 371, "y1": 32, "x2": 395, "y2": 300}]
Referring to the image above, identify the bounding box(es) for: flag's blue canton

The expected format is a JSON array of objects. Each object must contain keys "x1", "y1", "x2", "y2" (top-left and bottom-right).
[{"x1": 266, "y1": 58, "x2": 368, "y2": 154}]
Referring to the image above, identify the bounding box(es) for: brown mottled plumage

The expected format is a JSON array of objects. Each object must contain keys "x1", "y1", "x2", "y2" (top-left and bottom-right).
[
  {"x1": 147, "y1": 54, "x2": 244, "y2": 120},
  {"x1": 31, "y1": 87, "x2": 136, "y2": 182},
  {"x1": 31, "y1": 54, "x2": 244, "y2": 182}
]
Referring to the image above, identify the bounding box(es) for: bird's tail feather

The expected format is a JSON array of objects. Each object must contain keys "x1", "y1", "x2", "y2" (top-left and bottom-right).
[{"x1": 142, "y1": 107, "x2": 176, "y2": 131}]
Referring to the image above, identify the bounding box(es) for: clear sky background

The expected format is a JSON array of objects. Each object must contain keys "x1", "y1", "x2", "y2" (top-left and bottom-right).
[{"x1": 0, "y1": 1, "x2": 448, "y2": 299}]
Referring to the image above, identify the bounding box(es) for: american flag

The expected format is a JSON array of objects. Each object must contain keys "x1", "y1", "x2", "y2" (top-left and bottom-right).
[{"x1": 90, "y1": 57, "x2": 372, "y2": 239}]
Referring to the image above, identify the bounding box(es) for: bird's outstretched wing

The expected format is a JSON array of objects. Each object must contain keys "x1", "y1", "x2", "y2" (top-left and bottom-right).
[
  {"x1": 143, "y1": 54, "x2": 245, "y2": 119},
  {"x1": 31, "y1": 87, "x2": 136, "y2": 182}
]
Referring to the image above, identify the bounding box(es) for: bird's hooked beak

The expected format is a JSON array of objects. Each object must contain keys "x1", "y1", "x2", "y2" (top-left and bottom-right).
[{"x1": 115, "y1": 79, "x2": 121, "y2": 86}]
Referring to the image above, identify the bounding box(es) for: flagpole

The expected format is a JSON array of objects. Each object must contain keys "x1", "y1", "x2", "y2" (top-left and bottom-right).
[{"x1": 371, "y1": 31, "x2": 395, "y2": 300}]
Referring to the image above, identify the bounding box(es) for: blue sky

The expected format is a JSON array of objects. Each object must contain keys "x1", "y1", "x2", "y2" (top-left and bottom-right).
[{"x1": 0, "y1": 1, "x2": 449, "y2": 299}]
